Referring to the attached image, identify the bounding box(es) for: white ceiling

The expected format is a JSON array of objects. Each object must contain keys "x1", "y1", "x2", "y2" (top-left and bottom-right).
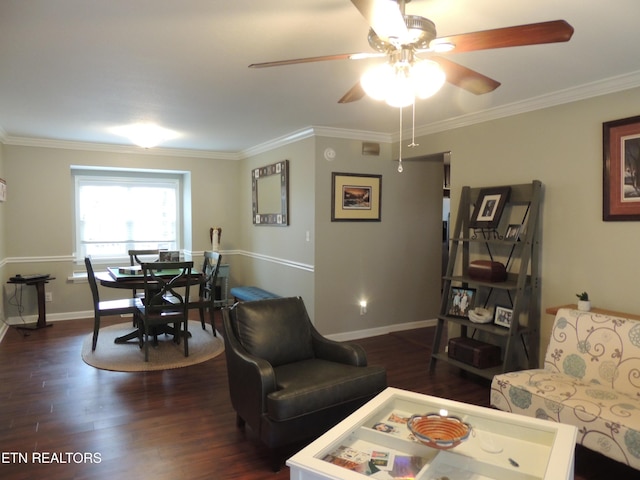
[{"x1": 1, "y1": 0, "x2": 640, "y2": 156}]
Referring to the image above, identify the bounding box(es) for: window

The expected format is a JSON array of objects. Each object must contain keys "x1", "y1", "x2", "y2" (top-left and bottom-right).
[{"x1": 73, "y1": 167, "x2": 182, "y2": 262}]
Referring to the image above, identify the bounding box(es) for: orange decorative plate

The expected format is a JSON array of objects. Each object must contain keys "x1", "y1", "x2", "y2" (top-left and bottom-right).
[{"x1": 407, "y1": 413, "x2": 472, "y2": 450}]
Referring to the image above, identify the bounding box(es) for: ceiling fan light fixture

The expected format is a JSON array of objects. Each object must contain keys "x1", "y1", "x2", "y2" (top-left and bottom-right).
[
  {"x1": 412, "y1": 59, "x2": 446, "y2": 99},
  {"x1": 360, "y1": 57, "x2": 445, "y2": 107},
  {"x1": 430, "y1": 40, "x2": 455, "y2": 53},
  {"x1": 403, "y1": 15, "x2": 437, "y2": 48},
  {"x1": 360, "y1": 63, "x2": 395, "y2": 101},
  {"x1": 367, "y1": 15, "x2": 437, "y2": 52},
  {"x1": 385, "y1": 67, "x2": 414, "y2": 108}
]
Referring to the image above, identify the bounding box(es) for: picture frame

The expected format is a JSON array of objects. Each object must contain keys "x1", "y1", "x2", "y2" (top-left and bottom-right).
[
  {"x1": 504, "y1": 224, "x2": 521, "y2": 241},
  {"x1": 603, "y1": 115, "x2": 640, "y2": 221},
  {"x1": 494, "y1": 305, "x2": 513, "y2": 328},
  {"x1": 469, "y1": 187, "x2": 511, "y2": 229},
  {"x1": 159, "y1": 250, "x2": 180, "y2": 262},
  {"x1": 252, "y1": 160, "x2": 289, "y2": 226},
  {"x1": 446, "y1": 287, "x2": 476, "y2": 319},
  {"x1": 331, "y1": 172, "x2": 382, "y2": 221}
]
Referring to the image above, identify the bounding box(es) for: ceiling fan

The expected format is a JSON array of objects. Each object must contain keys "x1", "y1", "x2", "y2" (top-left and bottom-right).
[{"x1": 249, "y1": 0, "x2": 574, "y2": 106}]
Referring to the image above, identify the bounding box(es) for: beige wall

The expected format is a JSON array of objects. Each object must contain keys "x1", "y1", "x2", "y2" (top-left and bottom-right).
[
  {"x1": 313, "y1": 136, "x2": 443, "y2": 337},
  {"x1": 2, "y1": 145, "x2": 239, "y2": 319},
  {"x1": 237, "y1": 137, "x2": 316, "y2": 317},
  {"x1": 2, "y1": 85, "x2": 640, "y2": 353},
  {"x1": 406, "y1": 86, "x2": 640, "y2": 360},
  {"x1": 0, "y1": 133, "x2": 443, "y2": 338},
  {"x1": 236, "y1": 134, "x2": 443, "y2": 336}
]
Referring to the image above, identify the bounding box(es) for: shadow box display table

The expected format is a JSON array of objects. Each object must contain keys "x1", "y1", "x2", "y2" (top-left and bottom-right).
[{"x1": 287, "y1": 387, "x2": 577, "y2": 480}]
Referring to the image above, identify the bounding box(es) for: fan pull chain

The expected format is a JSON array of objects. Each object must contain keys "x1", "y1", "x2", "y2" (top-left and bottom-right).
[
  {"x1": 398, "y1": 106, "x2": 403, "y2": 173},
  {"x1": 408, "y1": 100, "x2": 419, "y2": 148}
]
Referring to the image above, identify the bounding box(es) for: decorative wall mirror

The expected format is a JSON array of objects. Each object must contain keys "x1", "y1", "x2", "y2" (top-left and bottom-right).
[{"x1": 252, "y1": 159, "x2": 289, "y2": 226}]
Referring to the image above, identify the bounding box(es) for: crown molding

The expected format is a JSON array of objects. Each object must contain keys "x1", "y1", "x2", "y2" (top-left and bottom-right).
[
  {"x1": 405, "y1": 69, "x2": 640, "y2": 141},
  {"x1": 239, "y1": 126, "x2": 393, "y2": 159},
  {"x1": 239, "y1": 127, "x2": 316, "y2": 158},
  {"x1": 310, "y1": 126, "x2": 393, "y2": 144},
  {"x1": 3, "y1": 71, "x2": 640, "y2": 156},
  {"x1": 2, "y1": 135, "x2": 241, "y2": 160}
]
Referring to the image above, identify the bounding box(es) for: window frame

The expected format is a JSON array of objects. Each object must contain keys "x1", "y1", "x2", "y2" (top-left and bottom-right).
[{"x1": 72, "y1": 167, "x2": 183, "y2": 264}]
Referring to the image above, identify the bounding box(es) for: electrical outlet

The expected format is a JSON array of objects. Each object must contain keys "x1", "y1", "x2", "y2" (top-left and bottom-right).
[{"x1": 45, "y1": 292, "x2": 53, "y2": 302}]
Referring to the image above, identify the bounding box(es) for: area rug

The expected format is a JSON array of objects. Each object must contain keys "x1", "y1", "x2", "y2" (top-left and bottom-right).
[{"x1": 81, "y1": 320, "x2": 224, "y2": 372}]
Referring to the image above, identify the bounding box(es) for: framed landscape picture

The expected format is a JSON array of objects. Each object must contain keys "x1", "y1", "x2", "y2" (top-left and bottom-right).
[
  {"x1": 603, "y1": 115, "x2": 640, "y2": 221},
  {"x1": 331, "y1": 172, "x2": 382, "y2": 221},
  {"x1": 446, "y1": 287, "x2": 476, "y2": 319}
]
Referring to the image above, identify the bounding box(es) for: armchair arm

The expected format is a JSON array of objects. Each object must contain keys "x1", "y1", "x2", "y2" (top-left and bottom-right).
[
  {"x1": 222, "y1": 308, "x2": 278, "y2": 428},
  {"x1": 310, "y1": 327, "x2": 369, "y2": 367}
]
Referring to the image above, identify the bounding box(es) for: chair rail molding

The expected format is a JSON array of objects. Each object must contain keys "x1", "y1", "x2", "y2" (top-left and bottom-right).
[
  {"x1": 6, "y1": 254, "x2": 75, "y2": 263},
  {"x1": 233, "y1": 249, "x2": 314, "y2": 273}
]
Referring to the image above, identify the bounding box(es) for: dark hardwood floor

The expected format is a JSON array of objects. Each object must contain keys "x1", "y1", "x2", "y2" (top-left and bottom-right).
[{"x1": 0, "y1": 313, "x2": 635, "y2": 479}]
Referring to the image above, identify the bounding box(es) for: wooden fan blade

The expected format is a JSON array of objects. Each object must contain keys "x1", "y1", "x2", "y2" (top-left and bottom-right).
[
  {"x1": 432, "y1": 56, "x2": 501, "y2": 95},
  {"x1": 351, "y1": 0, "x2": 408, "y2": 41},
  {"x1": 249, "y1": 52, "x2": 383, "y2": 68},
  {"x1": 250, "y1": 53, "x2": 357, "y2": 68},
  {"x1": 435, "y1": 20, "x2": 574, "y2": 54},
  {"x1": 338, "y1": 82, "x2": 366, "y2": 103}
]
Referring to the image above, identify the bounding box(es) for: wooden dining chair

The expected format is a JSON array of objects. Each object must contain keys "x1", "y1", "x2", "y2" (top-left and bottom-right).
[
  {"x1": 128, "y1": 249, "x2": 160, "y2": 300},
  {"x1": 137, "y1": 261, "x2": 193, "y2": 362},
  {"x1": 190, "y1": 251, "x2": 222, "y2": 334},
  {"x1": 128, "y1": 249, "x2": 160, "y2": 266},
  {"x1": 85, "y1": 257, "x2": 140, "y2": 351}
]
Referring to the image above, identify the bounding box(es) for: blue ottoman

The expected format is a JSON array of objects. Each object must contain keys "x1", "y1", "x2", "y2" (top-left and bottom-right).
[{"x1": 230, "y1": 286, "x2": 280, "y2": 302}]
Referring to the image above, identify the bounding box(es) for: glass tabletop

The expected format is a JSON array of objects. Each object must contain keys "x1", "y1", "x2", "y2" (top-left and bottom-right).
[{"x1": 288, "y1": 387, "x2": 576, "y2": 480}]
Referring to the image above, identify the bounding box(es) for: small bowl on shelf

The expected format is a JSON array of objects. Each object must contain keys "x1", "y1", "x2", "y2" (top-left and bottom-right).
[{"x1": 407, "y1": 413, "x2": 472, "y2": 450}]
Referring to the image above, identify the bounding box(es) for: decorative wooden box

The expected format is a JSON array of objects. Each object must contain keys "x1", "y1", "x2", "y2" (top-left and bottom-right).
[
  {"x1": 468, "y1": 260, "x2": 507, "y2": 282},
  {"x1": 448, "y1": 337, "x2": 501, "y2": 369}
]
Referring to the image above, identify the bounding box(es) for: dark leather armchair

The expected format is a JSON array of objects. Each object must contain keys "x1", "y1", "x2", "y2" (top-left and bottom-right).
[{"x1": 222, "y1": 296, "x2": 387, "y2": 470}]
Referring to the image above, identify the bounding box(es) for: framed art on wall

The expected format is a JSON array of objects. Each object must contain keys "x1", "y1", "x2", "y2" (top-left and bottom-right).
[
  {"x1": 331, "y1": 172, "x2": 382, "y2": 221},
  {"x1": 603, "y1": 115, "x2": 640, "y2": 221}
]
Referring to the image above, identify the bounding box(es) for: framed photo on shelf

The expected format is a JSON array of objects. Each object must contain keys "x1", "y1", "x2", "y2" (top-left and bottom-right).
[
  {"x1": 470, "y1": 186, "x2": 511, "y2": 229},
  {"x1": 494, "y1": 305, "x2": 513, "y2": 328},
  {"x1": 331, "y1": 172, "x2": 382, "y2": 221},
  {"x1": 603, "y1": 115, "x2": 640, "y2": 221},
  {"x1": 504, "y1": 224, "x2": 521, "y2": 241},
  {"x1": 446, "y1": 287, "x2": 476, "y2": 319}
]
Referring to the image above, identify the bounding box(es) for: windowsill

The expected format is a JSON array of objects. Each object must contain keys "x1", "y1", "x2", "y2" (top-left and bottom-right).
[{"x1": 69, "y1": 272, "x2": 88, "y2": 283}]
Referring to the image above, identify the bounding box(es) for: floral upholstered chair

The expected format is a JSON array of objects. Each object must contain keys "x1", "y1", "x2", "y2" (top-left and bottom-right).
[{"x1": 491, "y1": 308, "x2": 640, "y2": 470}]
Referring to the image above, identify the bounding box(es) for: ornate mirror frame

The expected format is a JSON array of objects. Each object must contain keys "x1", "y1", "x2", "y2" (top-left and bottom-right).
[{"x1": 252, "y1": 159, "x2": 289, "y2": 226}]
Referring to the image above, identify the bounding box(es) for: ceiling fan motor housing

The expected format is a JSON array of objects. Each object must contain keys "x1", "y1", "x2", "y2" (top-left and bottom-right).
[{"x1": 368, "y1": 15, "x2": 437, "y2": 52}]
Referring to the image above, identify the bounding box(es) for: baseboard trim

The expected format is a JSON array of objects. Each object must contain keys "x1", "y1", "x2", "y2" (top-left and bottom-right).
[
  {"x1": 3, "y1": 312, "x2": 436, "y2": 342},
  {"x1": 0, "y1": 322, "x2": 8, "y2": 343},
  {"x1": 325, "y1": 318, "x2": 437, "y2": 342}
]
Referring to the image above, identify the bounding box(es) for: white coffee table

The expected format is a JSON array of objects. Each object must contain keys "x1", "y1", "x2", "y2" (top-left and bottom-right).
[{"x1": 287, "y1": 387, "x2": 577, "y2": 480}]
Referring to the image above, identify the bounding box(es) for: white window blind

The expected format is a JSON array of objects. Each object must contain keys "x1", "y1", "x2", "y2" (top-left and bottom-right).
[{"x1": 74, "y1": 169, "x2": 181, "y2": 261}]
